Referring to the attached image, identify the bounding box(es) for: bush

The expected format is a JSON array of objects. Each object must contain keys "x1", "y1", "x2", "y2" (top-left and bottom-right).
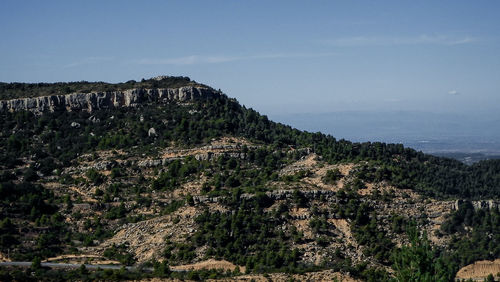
[
  {"x1": 103, "y1": 244, "x2": 135, "y2": 265},
  {"x1": 86, "y1": 169, "x2": 105, "y2": 185},
  {"x1": 322, "y1": 169, "x2": 343, "y2": 184}
]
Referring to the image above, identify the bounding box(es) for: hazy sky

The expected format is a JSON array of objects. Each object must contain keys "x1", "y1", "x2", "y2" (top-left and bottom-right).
[{"x1": 1, "y1": 0, "x2": 499, "y2": 116}]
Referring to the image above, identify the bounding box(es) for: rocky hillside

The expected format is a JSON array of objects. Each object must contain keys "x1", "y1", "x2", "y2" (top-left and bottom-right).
[{"x1": 0, "y1": 76, "x2": 499, "y2": 281}]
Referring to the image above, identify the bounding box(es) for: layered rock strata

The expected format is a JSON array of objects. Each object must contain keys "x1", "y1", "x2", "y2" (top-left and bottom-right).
[{"x1": 0, "y1": 86, "x2": 216, "y2": 113}]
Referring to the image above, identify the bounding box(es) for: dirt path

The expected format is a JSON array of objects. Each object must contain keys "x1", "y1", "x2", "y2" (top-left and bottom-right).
[
  {"x1": 170, "y1": 259, "x2": 245, "y2": 273},
  {"x1": 42, "y1": 254, "x2": 120, "y2": 265}
]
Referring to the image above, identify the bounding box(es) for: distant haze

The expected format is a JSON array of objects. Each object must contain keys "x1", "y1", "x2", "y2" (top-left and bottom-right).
[
  {"x1": 1, "y1": 1, "x2": 499, "y2": 154},
  {"x1": 271, "y1": 111, "x2": 500, "y2": 155},
  {"x1": 1, "y1": 1, "x2": 500, "y2": 117}
]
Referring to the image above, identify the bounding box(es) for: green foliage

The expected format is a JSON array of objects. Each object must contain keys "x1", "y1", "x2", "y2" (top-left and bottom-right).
[
  {"x1": 74, "y1": 217, "x2": 113, "y2": 247},
  {"x1": 86, "y1": 169, "x2": 105, "y2": 185},
  {"x1": 190, "y1": 195, "x2": 303, "y2": 273},
  {"x1": 390, "y1": 214, "x2": 408, "y2": 234},
  {"x1": 282, "y1": 170, "x2": 312, "y2": 183},
  {"x1": 391, "y1": 226, "x2": 455, "y2": 282},
  {"x1": 0, "y1": 182, "x2": 57, "y2": 219},
  {"x1": 161, "y1": 200, "x2": 185, "y2": 215},
  {"x1": 0, "y1": 181, "x2": 68, "y2": 260},
  {"x1": 153, "y1": 260, "x2": 171, "y2": 277},
  {"x1": 332, "y1": 188, "x2": 394, "y2": 264},
  {"x1": 151, "y1": 158, "x2": 202, "y2": 191},
  {"x1": 2, "y1": 86, "x2": 500, "y2": 199},
  {"x1": 186, "y1": 193, "x2": 195, "y2": 206},
  {"x1": 103, "y1": 243, "x2": 136, "y2": 265},
  {"x1": 105, "y1": 202, "x2": 128, "y2": 220},
  {"x1": 292, "y1": 189, "x2": 308, "y2": 208},
  {"x1": 23, "y1": 168, "x2": 39, "y2": 182},
  {"x1": 441, "y1": 203, "x2": 500, "y2": 268},
  {"x1": 31, "y1": 256, "x2": 42, "y2": 269},
  {"x1": 0, "y1": 76, "x2": 201, "y2": 99},
  {"x1": 309, "y1": 216, "x2": 330, "y2": 234},
  {"x1": 322, "y1": 168, "x2": 343, "y2": 184},
  {"x1": 2, "y1": 78, "x2": 500, "y2": 280},
  {"x1": 110, "y1": 167, "x2": 123, "y2": 179}
]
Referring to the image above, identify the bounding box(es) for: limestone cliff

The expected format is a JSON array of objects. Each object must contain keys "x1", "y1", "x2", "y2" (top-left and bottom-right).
[{"x1": 0, "y1": 86, "x2": 217, "y2": 114}]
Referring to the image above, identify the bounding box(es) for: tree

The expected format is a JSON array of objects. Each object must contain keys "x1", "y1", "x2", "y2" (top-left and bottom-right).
[
  {"x1": 79, "y1": 264, "x2": 89, "y2": 276},
  {"x1": 322, "y1": 168, "x2": 343, "y2": 184},
  {"x1": 31, "y1": 256, "x2": 42, "y2": 270},
  {"x1": 392, "y1": 226, "x2": 454, "y2": 282},
  {"x1": 153, "y1": 260, "x2": 171, "y2": 278}
]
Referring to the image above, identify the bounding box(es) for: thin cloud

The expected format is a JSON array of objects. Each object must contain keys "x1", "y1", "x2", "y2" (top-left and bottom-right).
[
  {"x1": 325, "y1": 35, "x2": 476, "y2": 47},
  {"x1": 136, "y1": 52, "x2": 336, "y2": 65},
  {"x1": 137, "y1": 55, "x2": 238, "y2": 65},
  {"x1": 448, "y1": 90, "x2": 460, "y2": 95},
  {"x1": 64, "y1": 56, "x2": 114, "y2": 68},
  {"x1": 384, "y1": 98, "x2": 403, "y2": 103}
]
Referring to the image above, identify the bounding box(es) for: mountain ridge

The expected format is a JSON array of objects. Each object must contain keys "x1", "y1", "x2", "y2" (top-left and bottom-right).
[
  {"x1": 1, "y1": 76, "x2": 499, "y2": 281},
  {"x1": 0, "y1": 86, "x2": 218, "y2": 114}
]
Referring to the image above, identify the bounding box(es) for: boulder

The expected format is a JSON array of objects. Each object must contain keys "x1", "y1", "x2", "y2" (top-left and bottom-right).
[{"x1": 148, "y1": 127, "x2": 156, "y2": 137}]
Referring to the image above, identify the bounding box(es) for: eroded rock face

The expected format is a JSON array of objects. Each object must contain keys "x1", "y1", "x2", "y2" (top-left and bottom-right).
[
  {"x1": 0, "y1": 86, "x2": 217, "y2": 114},
  {"x1": 453, "y1": 199, "x2": 500, "y2": 210},
  {"x1": 148, "y1": 128, "x2": 157, "y2": 137}
]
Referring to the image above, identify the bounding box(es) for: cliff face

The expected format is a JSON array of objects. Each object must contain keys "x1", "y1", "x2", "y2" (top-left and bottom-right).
[{"x1": 0, "y1": 86, "x2": 217, "y2": 113}]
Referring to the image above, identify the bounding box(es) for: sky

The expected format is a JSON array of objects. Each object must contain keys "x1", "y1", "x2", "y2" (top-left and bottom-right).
[{"x1": 1, "y1": 0, "x2": 499, "y2": 118}]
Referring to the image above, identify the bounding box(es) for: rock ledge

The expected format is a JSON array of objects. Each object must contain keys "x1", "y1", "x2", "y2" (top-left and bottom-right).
[{"x1": 0, "y1": 86, "x2": 217, "y2": 113}]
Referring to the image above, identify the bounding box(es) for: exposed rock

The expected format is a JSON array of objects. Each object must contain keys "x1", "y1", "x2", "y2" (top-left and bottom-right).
[
  {"x1": 152, "y1": 75, "x2": 170, "y2": 81},
  {"x1": 148, "y1": 127, "x2": 156, "y2": 137},
  {"x1": 0, "y1": 86, "x2": 218, "y2": 114},
  {"x1": 194, "y1": 152, "x2": 245, "y2": 161},
  {"x1": 137, "y1": 159, "x2": 163, "y2": 167},
  {"x1": 453, "y1": 199, "x2": 500, "y2": 210},
  {"x1": 456, "y1": 259, "x2": 500, "y2": 281},
  {"x1": 193, "y1": 190, "x2": 337, "y2": 205},
  {"x1": 92, "y1": 161, "x2": 113, "y2": 171},
  {"x1": 88, "y1": 116, "x2": 100, "y2": 123},
  {"x1": 70, "y1": 122, "x2": 80, "y2": 128}
]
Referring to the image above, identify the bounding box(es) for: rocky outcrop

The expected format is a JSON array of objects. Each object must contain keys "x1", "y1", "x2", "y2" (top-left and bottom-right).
[
  {"x1": 194, "y1": 189, "x2": 337, "y2": 205},
  {"x1": 136, "y1": 152, "x2": 247, "y2": 168},
  {"x1": 453, "y1": 199, "x2": 500, "y2": 210},
  {"x1": 0, "y1": 86, "x2": 218, "y2": 114}
]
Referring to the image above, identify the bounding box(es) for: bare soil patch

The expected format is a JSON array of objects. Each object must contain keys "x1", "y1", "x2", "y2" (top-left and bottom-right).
[
  {"x1": 170, "y1": 259, "x2": 245, "y2": 273},
  {"x1": 456, "y1": 259, "x2": 500, "y2": 281},
  {"x1": 0, "y1": 252, "x2": 10, "y2": 262},
  {"x1": 43, "y1": 254, "x2": 120, "y2": 265}
]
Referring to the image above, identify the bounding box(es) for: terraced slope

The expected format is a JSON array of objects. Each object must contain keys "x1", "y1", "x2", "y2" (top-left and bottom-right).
[{"x1": 0, "y1": 76, "x2": 499, "y2": 281}]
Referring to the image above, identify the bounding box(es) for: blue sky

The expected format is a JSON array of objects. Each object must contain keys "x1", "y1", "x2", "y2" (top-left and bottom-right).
[{"x1": 1, "y1": 0, "x2": 499, "y2": 116}]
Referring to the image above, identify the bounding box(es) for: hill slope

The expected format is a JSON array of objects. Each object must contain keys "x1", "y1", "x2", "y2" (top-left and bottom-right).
[{"x1": 0, "y1": 76, "x2": 499, "y2": 281}]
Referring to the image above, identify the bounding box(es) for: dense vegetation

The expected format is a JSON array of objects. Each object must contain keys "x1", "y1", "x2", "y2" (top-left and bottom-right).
[
  {"x1": 0, "y1": 182, "x2": 67, "y2": 260},
  {"x1": 2, "y1": 84, "x2": 500, "y2": 199},
  {"x1": 192, "y1": 193, "x2": 303, "y2": 273},
  {"x1": 440, "y1": 201, "x2": 500, "y2": 267},
  {"x1": 0, "y1": 262, "x2": 232, "y2": 281},
  {"x1": 391, "y1": 227, "x2": 456, "y2": 282},
  {"x1": 1, "y1": 77, "x2": 500, "y2": 280}
]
